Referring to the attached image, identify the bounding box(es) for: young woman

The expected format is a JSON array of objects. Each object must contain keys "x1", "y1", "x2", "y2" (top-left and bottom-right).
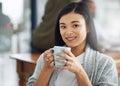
[{"x1": 27, "y1": 1, "x2": 118, "y2": 86}]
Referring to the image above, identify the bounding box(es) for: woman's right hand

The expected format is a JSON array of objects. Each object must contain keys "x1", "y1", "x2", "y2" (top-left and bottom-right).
[{"x1": 43, "y1": 49, "x2": 54, "y2": 69}]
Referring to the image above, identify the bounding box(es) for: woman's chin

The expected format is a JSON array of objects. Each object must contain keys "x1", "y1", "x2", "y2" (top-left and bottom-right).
[{"x1": 66, "y1": 43, "x2": 76, "y2": 48}]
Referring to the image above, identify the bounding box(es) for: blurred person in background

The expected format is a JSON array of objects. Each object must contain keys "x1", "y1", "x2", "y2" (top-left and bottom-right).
[
  {"x1": 83, "y1": 0, "x2": 120, "y2": 52},
  {"x1": 83, "y1": 0, "x2": 109, "y2": 52},
  {"x1": 0, "y1": 2, "x2": 13, "y2": 53}
]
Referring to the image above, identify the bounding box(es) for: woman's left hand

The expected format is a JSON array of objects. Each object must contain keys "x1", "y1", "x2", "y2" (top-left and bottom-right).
[{"x1": 55, "y1": 48, "x2": 82, "y2": 74}]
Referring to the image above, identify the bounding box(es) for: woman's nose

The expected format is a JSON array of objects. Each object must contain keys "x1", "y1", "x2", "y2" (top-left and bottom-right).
[{"x1": 66, "y1": 30, "x2": 73, "y2": 36}]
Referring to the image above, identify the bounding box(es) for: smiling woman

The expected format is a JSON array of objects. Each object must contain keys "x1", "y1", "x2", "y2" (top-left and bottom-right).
[
  {"x1": 27, "y1": 1, "x2": 118, "y2": 86},
  {"x1": 59, "y1": 12, "x2": 87, "y2": 52}
]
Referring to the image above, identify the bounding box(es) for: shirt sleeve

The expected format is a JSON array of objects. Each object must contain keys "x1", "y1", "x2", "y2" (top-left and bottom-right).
[{"x1": 26, "y1": 54, "x2": 44, "y2": 86}]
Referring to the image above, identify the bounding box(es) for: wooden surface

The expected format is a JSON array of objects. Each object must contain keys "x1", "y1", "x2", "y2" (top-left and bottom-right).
[
  {"x1": 9, "y1": 52, "x2": 120, "y2": 86},
  {"x1": 10, "y1": 53, "x2": 40, "y2": 86},
  {"x1": 10, "y1": 54, "x2": 40, "y2": 63}
]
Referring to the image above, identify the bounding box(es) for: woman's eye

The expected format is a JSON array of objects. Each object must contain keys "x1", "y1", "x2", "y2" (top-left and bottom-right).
[
  {"x1": 73, "y1": 24, "x2": 79, "y2": 28},
  {"x1": 60, "y1": 26, "x2": 66, "y2": 29}
]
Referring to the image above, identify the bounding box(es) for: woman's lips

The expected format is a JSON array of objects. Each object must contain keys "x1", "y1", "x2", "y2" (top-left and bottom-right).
[{"x1": 65, "y1": 36, "x2": 77, "y2": 42}]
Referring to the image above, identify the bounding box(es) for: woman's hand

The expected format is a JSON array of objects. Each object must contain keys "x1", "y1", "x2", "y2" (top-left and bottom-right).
[
  {"x1": 43, "y1": 49, "x2": 54, "y2": 69},
  {"x1": 55, "y1": 48, "x2": 83, "y2": 74}
]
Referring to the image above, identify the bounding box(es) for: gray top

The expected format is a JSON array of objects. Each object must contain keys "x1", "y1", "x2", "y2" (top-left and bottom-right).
[{"x1": 27, "y1": 45, "x2": 118, "y2": 86}]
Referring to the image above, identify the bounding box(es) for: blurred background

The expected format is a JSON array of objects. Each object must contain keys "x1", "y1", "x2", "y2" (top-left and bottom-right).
[{"x1": 0, "y1": 0, "x2": 120, "y2": 86}]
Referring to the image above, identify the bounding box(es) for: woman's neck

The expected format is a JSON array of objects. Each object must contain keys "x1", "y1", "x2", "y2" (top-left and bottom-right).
[{"x1": 71, "y1": 42, "x2": 86, "y2": 57}]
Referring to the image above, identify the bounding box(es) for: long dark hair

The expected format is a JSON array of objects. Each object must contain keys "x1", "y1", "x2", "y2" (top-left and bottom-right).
[{"x1": 55, "y1": 1, "x2": 98, "y2": 51}]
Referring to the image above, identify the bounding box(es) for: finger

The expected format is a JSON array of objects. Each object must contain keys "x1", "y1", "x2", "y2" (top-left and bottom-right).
[
  {"x1": 44, "y1": 54, "x2": 53, "y2": 63},
  {"x1": 55, "y1": 58, "x2": 67, "y2": 64},
  {"x1": 47, "y1": 56, "x2": 54, "y2": 64},
  {"x1": 62, "y1": 48, "x2": 74, "y2": 57},
  {"x1": 50, "y1": 61, "x2": 54, "y2": 67},
  {"x1": 55, "y1": 65, "x2": 68, "y2": 69},
  {"x1": 44, "y1": 57, "x2": 49, "y2": 62},
  {"x1": 44, "y1": 50, "x2": 50, "y2": 58},
  {"x1": 56, "y1": 53, "x2": 73, "y2": 61},
  {"x1": 44, "y1": 50, "x2": 54, "y2": 61},
  {"x1": 46, "y1": 54, "x2": 53, "y2": 58},
  {"x1": 49, "y1": 56, "x2": 54, "y2": 62},
  {"x1": 44, "y1": 49, "x2": 53, "y2": 56},
  {"x1": 65, "y1": 61, "x2": 71, "y2": 66}
]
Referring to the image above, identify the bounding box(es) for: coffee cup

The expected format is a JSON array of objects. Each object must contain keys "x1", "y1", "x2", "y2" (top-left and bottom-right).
[{"x1": 53, "y1": 46, "x2": 71, "y2": 66}]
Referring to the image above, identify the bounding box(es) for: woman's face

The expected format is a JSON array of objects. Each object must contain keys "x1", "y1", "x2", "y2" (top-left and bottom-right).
[{"x1": 59, "y1": 12, "x2": 88, "y2": 48}]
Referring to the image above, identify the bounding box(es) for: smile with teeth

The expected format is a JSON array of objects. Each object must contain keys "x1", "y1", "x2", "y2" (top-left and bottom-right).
[{"x1": 66, "y1": 36, "x2": 77, "y2": 41}]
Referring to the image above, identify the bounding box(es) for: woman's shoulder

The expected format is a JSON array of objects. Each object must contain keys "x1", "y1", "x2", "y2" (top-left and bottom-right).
[
  {"x1": 95, "y1": 51, "x2": 115, "y2": 65},
  {"x1": 85, "y1": 45, "x2": 115, "y2": 64}
]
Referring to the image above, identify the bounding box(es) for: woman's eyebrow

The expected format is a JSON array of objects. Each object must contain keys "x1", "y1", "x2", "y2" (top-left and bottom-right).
[
  {"x1": 71, "y1": 21, "x2": 80, "y2": 23},
  {"x1": 59, "y1": 21, "x2": 81, "y2": 25},
  {"x1": 59, "y1": 23, "x2": 65, "y2": 25}
]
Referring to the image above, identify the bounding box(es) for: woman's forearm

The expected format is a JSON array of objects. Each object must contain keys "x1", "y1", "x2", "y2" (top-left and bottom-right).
[
  {"x1": 33, "y1": 66, "x2": 53, "y2": 86},
  {"x1": 75, "y1": 67, "x2": 92, "y2": 86}
]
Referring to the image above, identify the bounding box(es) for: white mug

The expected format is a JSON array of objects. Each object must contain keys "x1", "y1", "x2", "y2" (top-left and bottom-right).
[{"x1": 53, "y1": 46, "x2": 71, "y2": 66}]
